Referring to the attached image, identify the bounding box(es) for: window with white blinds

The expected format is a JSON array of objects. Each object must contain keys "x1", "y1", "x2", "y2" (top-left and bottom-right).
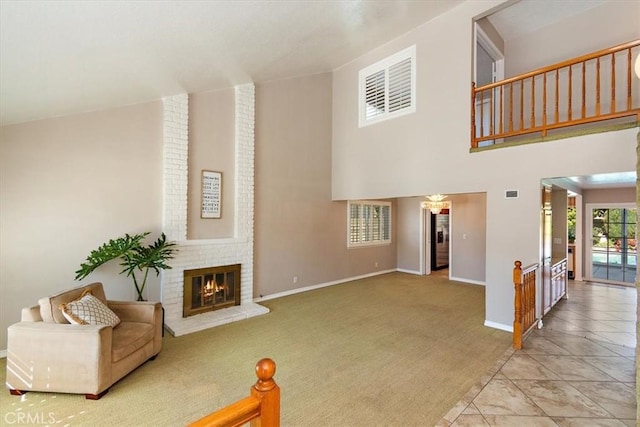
[
  {"x1": 348, "y1": 201, "x2": 392, "y2": 247},
  {"x1": 359, "y1": 45, "x2": 416, "y2": 127}
]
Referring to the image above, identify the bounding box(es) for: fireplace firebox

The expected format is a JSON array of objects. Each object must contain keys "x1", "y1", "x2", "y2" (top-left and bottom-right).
[{"x1": 183, "y1": 264, "x2": 240, "y2": 317}]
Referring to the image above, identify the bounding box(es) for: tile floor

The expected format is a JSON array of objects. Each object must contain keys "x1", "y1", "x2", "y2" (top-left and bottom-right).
[
  {"x1": 438, "y1": 280, "x2": 637, "y2": 426},
  {"x1": 592, "y1": 264, "x2": 636, "y2": 286}
]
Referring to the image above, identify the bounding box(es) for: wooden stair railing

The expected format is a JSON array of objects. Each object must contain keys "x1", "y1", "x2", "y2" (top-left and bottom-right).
[
  {"x1": 472, "y1": 39, "x2": 640, "y2": 148},
  {"x1": 188, "y1": 358, "x2": 280, "y2": 427},
  {"x1": 513, "y1": 260, "x2": 539, "y2": 350}
]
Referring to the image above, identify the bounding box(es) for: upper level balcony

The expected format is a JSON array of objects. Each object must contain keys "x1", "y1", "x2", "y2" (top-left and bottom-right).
[{"x1": 471, "y1": 39, "x2": 640, "y2": 151}]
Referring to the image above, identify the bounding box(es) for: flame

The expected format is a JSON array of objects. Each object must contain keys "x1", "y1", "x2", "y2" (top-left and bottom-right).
[{"x1": 204, "y1": 279, "x2": 215, "y2": 298}]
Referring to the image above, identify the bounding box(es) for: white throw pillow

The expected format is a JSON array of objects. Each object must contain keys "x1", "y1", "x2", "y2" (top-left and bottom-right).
[{"x1": 59, "y1": 291, "x2": 121, "y2": 327}]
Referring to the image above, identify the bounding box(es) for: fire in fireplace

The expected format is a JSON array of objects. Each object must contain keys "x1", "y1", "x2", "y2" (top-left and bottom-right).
[{"x1": 183, "y1": 264, "x2": 240, "y2": 317}]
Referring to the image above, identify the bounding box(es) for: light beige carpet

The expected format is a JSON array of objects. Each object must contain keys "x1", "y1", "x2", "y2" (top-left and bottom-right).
[{"x1": 0, "y1": 272, "x2": 511, "y2": 426}]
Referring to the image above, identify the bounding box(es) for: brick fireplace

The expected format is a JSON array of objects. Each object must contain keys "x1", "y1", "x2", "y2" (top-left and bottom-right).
[{"x1": 160, "y1": 86, "x2": 268, "y2": 337}]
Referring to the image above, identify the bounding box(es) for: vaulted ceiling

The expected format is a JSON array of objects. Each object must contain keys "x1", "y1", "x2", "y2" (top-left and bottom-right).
[
  {"x1": 0, "y1": 0, "x2": 608, "y2": 126},
  {"x1": 0, "y1": 0, "x2": 464, "y2": 125},
  {"x1": 487, "y1": 0, "x2": 605, "y2": 41}
]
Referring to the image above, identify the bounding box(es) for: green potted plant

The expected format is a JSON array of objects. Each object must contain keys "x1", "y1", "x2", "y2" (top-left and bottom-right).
[
  {"x1": 567, "y1": 206, "x2": 576, "y2": 244},
  {"x1": 75, "y1": 232, "x2": 177, "y2": 301}
]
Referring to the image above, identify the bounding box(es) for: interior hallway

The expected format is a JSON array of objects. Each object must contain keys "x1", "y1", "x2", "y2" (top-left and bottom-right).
[{"x1": 439, "y1": 280, "x2": 637, "y2": 426}]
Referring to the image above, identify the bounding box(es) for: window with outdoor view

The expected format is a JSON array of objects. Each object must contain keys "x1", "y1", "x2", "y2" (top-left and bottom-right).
[{"x1": 591, "y1": 207, "x2": 636, "y2": 284}]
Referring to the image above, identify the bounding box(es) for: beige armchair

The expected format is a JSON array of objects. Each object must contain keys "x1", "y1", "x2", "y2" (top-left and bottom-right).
[{"x1": 6, "y1": 282, "x2": 162, "y2": 399}]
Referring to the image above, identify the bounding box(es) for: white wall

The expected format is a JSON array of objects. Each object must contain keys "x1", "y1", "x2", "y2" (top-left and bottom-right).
[
  {"x1": 450, "y1": 193, "x2": 487, "y2": 284},
  {"x1": 188, "y1": 88, "x2": 236, "y2": 239},
  {"x1": 503, "y1": 1, "x2": 640, "y2": 125},
  {"x1": 396, "y1": 197, "x2": 423, "y2": 274},
  {"x1": 255, "y1": 74, "x2": 398, "y2": 297},
  {"x1": 331, "y1": 0, "x2": 639, "y2": 330},
  {"x1": 551, "y1": 189, "x2": 568, "y2": 260},
  {"x1": 504, "y1": 1, "x2": 640, "y2": 76},
  {"x1": 0, "y1": 102, "x2": 164, "y2": 349}
]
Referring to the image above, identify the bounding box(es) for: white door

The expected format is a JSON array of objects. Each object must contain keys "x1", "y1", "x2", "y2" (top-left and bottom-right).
[
  {"x1": 474, "y1": 24, "x2": 504, "y2": 147},
  {"x1": 586, "y1": 203, "x2": 637, "y2": 285}
]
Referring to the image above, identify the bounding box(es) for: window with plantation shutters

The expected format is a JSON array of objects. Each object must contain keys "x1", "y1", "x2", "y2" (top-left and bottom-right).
[
  {"x1": 359, "y1": 45, "x2": 416, "y2": 127},
  {"x1": 365, "y1": 70, "x2": 385, "y2": 120},
  {"x1": 388, "y1": 57, "x2": 412, "y2": 112},
  {"x1": 348, "y1": 201, "x2": 392, "y2": 247}
]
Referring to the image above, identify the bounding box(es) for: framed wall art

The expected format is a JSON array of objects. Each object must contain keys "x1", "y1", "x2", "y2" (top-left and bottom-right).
[{"x1": 201, "y1": 170, "x2": 222, "y2": 218}]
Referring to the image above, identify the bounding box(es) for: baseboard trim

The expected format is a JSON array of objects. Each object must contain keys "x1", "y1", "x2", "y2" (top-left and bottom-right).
[
  {"x1": 0, "y1": 349, "x2": 6, "y2": 359},
  {"x1": 484, "y1": 320, "x2": 513, "y2": 333},
  {"x1": 450, "y1": 276, "x2": 485, "y2": 286},
  {"x1": 396, "y1": 268, "x2": 421, "y2": 275},
  {"x1": 254, "y1": 269, "x2": 396, "y2": 302}
]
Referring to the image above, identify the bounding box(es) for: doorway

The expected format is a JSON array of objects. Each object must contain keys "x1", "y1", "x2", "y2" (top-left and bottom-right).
[
  {"x1": 586, "y1": 203, "x2": 637, "y2": 285},
  {"x1": 431, "y1": 210, "x2": 450, "y2": 270},
  {"x1": 474, "y1": 23, "x2": 504, "y2": 147}
]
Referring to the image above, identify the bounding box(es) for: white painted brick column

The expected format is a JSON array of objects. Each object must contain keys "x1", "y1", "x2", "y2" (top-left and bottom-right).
[
  {"x1": 235, "y1": 84, "x2": 255, "y2": 239},
  {"x1": 162, "y1": 94, "x2": 189, "y2": 242},
  {"x1": 235, "y1": 84, "x2": 255, "y2": 304}
]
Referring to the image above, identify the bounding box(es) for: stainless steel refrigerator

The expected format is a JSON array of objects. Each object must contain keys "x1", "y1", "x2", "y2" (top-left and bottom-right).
[{"x1": 431, "y1": 211, "x2": 449, "y2": 270}]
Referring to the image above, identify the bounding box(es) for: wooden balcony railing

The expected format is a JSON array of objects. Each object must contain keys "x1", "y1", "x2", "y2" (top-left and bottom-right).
[
  {"x1": 472, "y1": 39, "x2": 640, "y2": 148},
  {"x1": 513, "y1": 260, "x2": 539, "y2": 350},
  {"x1": 188, "y1": 359, "x2": 280, "y2": 427}
]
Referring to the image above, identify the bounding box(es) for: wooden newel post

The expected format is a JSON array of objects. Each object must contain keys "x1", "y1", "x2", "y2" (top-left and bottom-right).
[
  {"x1": 250, "y1": 358, "x2": 280, "y2": 427},
  {"x1": 513, "y1": 260, "x2": 523, "y2": 350}
]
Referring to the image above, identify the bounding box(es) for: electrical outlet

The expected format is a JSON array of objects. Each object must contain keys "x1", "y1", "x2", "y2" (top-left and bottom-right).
[
  {"x1": 375, "y1": 262, "x2": 379, "y2": 268},
  {"x1": 293, "y1": 276, "x2": 298, "y2": 284}
]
